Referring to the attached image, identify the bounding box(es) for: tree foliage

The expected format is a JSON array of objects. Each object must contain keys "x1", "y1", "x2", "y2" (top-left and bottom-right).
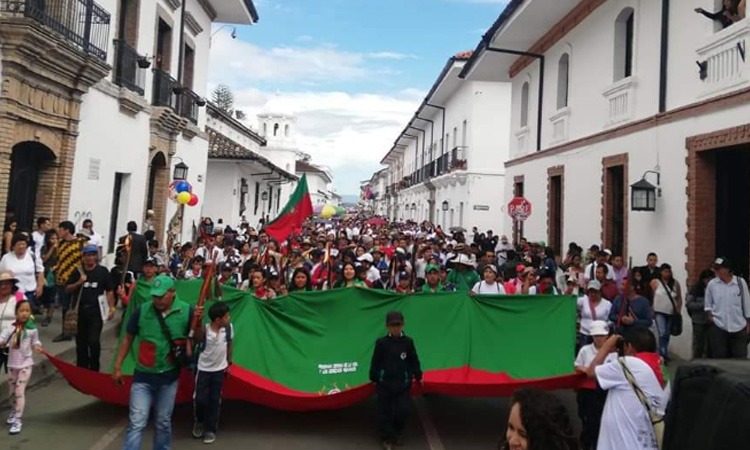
[{"x1": 212, "y1": 84, "x2": 234, "y2": 113}]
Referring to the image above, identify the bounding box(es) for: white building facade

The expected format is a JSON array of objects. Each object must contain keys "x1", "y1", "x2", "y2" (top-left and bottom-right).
[
  {"x1": 0, "y1": 0, "x2": 258, "y2": 256},
  {"x1": 295, "y1": 160, "x2": 334, "y2": 207},
  {"x1": 380, "y1": 53, "x2": 512, "y2": 234},
  {"x1": 463, "y1": 0, "x2": 750, "y2": 358}
]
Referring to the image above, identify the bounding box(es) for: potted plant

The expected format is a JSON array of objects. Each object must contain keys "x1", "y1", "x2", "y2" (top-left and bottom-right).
[{"x1": 137, "y1": 55, "x2": 152, "y2": 69}]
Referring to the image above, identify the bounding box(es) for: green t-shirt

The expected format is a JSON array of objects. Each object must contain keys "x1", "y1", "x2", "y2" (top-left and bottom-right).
[{"x1": 446, "y1": 269, "x2": 480, "y2": 292}]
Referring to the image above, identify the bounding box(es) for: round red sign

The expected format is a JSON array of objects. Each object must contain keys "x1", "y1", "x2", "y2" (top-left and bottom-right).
[{"x1": 507, "y1": 197, "x2": 532, "y2": 222}]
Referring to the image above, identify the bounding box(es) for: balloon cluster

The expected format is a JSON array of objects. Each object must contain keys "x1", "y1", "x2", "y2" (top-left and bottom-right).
[{"x1": 169, "y1": 180, "x2": 199, "y2": 207}]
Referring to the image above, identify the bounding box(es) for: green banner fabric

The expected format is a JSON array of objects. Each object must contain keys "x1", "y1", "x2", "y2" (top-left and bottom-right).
[{"x1": 92, "y1": 281, "x2": 581, "y2": 410}]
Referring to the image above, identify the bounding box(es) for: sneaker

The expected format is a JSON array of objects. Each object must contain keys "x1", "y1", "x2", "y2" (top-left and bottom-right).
[
  {"x1": 192, "y1": 421, "x2": 204, "y2": 439},
  {"x1": 52, "y1": 334, "x2": 72, "y2": 343},
  {"x1": 381, "y1": 440, "x2": 393, "y2": 450},
  {"x1": 9, "y1": 420, "x2": 21, "y2": 435},
  {"x1": 6, "y1": 412, "x2": 15, "y2": 425},
  {"x1": 203, "y1": 432, "x2": 216, "y2": 444}
]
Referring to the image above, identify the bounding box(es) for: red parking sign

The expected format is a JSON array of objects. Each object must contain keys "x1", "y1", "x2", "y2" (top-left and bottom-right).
[{"x1": 507, "y1": 197, "x2": 532, "y2": 222}]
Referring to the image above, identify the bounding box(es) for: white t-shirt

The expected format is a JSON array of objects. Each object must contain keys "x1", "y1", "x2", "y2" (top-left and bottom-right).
[
  {"x1": 577, "y1": 296, "x2": 612, "y2": 335},
  {"x1": 596, "y1": 355, "x2": 670, "y2": 450},
  {"x1": 471, "y1": 281, "x2": 506, "y2": 294},
  {"x1": 0, "y1": 251, "x2": 43, "y2": 293},
  {"x1": 32, "y1": 231, "x2": 45, "y2": 258},
  {"x1": 365, "y1": 266, "x2": 381, "y2": 284},
  {"x1": 575, "y1": 343, "x2": 604, "y2": 368},
  {"x1": 0, "y1": 297, "x2": 20, "y2": 335},
  {"x1": 88, "y1": 231, "x2": 104, "y2": 249},
  {"x1": 584, "y1": 262, "x2": 615, "y2": 281},
  {"x1": 197, "y1": 323, "x2": 233, "y2": 372}
]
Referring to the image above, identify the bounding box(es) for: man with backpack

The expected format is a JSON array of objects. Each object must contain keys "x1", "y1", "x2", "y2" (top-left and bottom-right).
[{"x1": 192, "y1": 302, "x2": 234, "y2": 444}]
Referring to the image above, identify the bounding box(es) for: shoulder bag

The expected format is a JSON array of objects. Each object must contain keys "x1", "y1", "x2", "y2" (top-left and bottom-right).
[
  {"x1": 659, "y1": 279, "x2": 682, "y2": 336},
  {"x1": 619, "y1": 356, "x2": 664, "y2": 449},
  {"x1": 154, "y1": 304, "x2": 191, "y2": 369},
  {"x1": 63, "y1": 281, "x2": 84, "y2": 337}
]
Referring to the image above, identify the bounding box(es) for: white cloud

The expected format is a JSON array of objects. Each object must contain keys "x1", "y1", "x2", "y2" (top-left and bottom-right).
[
  {"x1": 366, "y1": 52, "x2": 418, "y2": 60},
  {"x1": 210, "y1": 31, "x2": 406, "y2": 86},
  {"x1": 228, "y1": 90, "x2": 421, "y2": 194}
]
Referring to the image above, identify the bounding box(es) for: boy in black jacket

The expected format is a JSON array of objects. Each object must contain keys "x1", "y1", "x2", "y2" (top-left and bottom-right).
[{"x1": 369, "y1": 311, "x2": 422, "y2": 450}]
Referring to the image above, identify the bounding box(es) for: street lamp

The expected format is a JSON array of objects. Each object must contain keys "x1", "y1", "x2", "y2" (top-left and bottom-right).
[
  {"x1": 631, "y1": 170, "x2": 660, "y2": 212},
  {"x1": 173, "y1": 162, "x2": 189, "y2": 181},
  {"x1": 442, "y1": 200, "x2": 449, "y2": 212}
]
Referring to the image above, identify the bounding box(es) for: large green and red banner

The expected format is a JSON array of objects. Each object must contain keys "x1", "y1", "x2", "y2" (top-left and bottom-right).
[{"x1": 49, "y1": 280, "x2": 583, "y2": 411}]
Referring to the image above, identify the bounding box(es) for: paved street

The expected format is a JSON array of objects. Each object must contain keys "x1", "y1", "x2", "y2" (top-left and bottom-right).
[{"x1": 1, "y1": 337, "x2": 581, "y2": 450}]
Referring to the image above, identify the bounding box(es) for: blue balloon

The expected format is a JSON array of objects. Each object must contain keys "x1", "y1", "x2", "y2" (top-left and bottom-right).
[{"x1": 175, "y1": 181, "x2": 191, "y2": 193}]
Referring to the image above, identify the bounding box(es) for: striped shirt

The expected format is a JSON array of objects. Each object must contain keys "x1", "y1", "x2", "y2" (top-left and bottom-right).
[{"x1": 54, "y1": 238, "x2": 83, "y2": 285}]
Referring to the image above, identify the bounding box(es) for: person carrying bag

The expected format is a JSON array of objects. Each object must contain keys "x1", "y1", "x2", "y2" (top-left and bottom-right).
[{"x1": 620, "y1": 356, "x2": 665, "y2": 449}]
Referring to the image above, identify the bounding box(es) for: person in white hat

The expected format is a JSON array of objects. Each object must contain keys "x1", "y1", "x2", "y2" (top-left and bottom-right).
[
  {"x1": 574, "y1": 320, "x2": 611, "y2": 450},
  {"x1": 357, "y1": 253, "x2": 381, "y2": 287},
  {"x1": 446, "y1": 254, "x2": 479, "y2": 292},
  {"x1": 576, "y1": 280, "x2": 612, "y2": 349}
]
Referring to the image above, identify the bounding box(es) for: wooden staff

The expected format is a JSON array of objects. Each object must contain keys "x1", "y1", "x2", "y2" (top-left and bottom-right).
[
  {"x1": 192, "y1": 260, "x2": 216, "y2": 331},
  {"x1": 120, "y1": 234, "x2": 132, "y2": 288}
]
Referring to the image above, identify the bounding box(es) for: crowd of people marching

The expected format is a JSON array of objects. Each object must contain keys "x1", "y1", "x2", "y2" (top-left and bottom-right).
[{"x1": 0, "y1": 213, "x2": 748, "y2": 450}]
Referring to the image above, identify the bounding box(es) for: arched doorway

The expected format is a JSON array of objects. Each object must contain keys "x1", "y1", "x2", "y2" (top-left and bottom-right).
[
  {"x1": 7, "y1": 142, "x2": 56, "y2": 229},
  {"x1": 147, "y1": 152, "x2": 167, "y2": 211}
]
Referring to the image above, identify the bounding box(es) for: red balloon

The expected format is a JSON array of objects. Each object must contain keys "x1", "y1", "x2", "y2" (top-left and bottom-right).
[{"x1": 188, "y1": 193, "x2": 199, "y2": 207}]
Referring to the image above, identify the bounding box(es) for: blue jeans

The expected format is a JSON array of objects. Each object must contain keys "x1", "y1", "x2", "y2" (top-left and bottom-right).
[
  {"x1": 122, "y1": 380, "x2": 179, "y2": 450},
  {"x1": 655, "y1": 313, "x2": 673, "y2": 359}
]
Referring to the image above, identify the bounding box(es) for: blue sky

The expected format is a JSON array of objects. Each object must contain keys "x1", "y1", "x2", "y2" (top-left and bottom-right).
[{"x1": 209, "y1": 0, "x2": 506, "y2": 195}]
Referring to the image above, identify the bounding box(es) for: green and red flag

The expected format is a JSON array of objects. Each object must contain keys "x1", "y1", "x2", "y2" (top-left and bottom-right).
[
  {"x1": 48, "y1": 286, "x2": 584, "y2": 411},
  {"x1": 264, "y1": 174, "x2": 313, "y2": 242}
]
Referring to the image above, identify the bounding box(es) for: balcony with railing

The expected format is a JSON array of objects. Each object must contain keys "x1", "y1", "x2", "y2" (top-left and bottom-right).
[
  {"x1": 450, "y1": 146, "x2": 467, "y2": 170},
  {"x1": 152, "y1": 68, "x2": 203, "y2": 124},
  {"x1": 178, "y1": 88, "x2": 201, "y2": 125},
  {"x1": 0, "y1": 0, "x2": 111, "y2": 61},
  {"x1": 152, "y1": 68, "x2": 179, "y2": 110},
  {"x1": 114, "y1": 39, "x2": 148, "y2": 96},
  {"x1": 696, "y1": 18, "x2": 749, "y2": 98}
]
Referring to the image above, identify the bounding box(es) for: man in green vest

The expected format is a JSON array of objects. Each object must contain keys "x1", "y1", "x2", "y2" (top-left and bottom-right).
[
  {"x1": 113, "y1": 274, "x2": 195, "y2": 450},
  {"x1": 422, "y1": 264, "x2": 445, "y2": 293}
]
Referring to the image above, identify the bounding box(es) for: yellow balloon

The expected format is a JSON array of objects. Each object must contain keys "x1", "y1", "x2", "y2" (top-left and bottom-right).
[
  {"x1": 320, "y1": 204, "x2": 336, "y2": 219},
  {"x1": 177, "y1": 191, "x2": 192, "y2": 204}
]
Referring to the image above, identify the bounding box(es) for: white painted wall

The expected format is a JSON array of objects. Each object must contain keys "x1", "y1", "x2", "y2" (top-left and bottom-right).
[{"x1": 71, "y1": 88, "x2": 151, "y2": 253}]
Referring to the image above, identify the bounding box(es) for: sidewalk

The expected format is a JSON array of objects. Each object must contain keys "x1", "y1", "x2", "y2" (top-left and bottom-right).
[{"x1": 0, "y1": 313, "x2": 121, "y2": 405}]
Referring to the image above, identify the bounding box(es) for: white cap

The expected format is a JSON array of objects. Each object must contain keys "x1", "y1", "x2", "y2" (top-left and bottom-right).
[
  {"x1": 357, "y1": 253, "x2": 373, "y2": 263},
  {"x1": 589, "y1": 320, "x2": 609, "y2": 336},
  {"x1": 587, "y1": 280, "x2": 602, "y2": 291}
]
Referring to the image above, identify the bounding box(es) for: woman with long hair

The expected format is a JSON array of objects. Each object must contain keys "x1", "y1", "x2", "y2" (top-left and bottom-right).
[
  {"x1": 334, "y1": 262, "x2": 365, "y2": 289},
  {"x1": 685, "y1": 269, "x2": 715, "y2": 359},
  {"x1": 39, "y1": 230, "x2": 59, "y2": 326},
  {"x1": 3, "y1": 219, "x2": 17, "y2": 255},
  {"x1": 499, "y1": 388, "x2": 578, "y2": 450},
  {"x1": 650, "y1": 263, "x2": 683, "y2": 361},
  {"x1": 288, "y1": 268, "x2": 312, "y2": 292}
]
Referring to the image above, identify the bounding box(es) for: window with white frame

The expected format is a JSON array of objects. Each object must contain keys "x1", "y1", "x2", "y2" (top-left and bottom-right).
[
  {"x1": 557, "y1": 53, "x2": 570, "y2": 109},
  {"x1": 520, "y1": 82, "x2": 530, "y2": 128},
  {"x1": 614, "y1": 8, "x2": 635, "y2": 82}
]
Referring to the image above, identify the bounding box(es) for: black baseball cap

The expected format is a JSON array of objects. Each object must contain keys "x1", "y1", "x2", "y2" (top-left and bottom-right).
[
  {"x1": 386, "y1": 311, "x2": 404, "y2": 325},
  {"x1": 221, "y1": 262, "x2": 234, "y2": 271},
  {"x1": 712, "y1": 257, "x2": 731, "y2": 270},
  {"x1": 144, "y1": 256, "x2": 158, "y2": 266}
]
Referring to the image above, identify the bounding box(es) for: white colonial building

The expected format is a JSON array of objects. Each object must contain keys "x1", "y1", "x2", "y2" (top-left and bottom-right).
[
  {"x1": 203, "y1": 103, "x2": 296, "y2": 228},
  {"x1": 295, "y1": 160, "x2": 334, "y2": 207},
  {"x1": 378, "y1": 52, "x2": 512, "y2": 233},
  {"x1": 463, "y1": 0, "x2": 750, "y2": 358},
  {"x1": 0, "y1": 0, "x2": 259, "y2": 255}
]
